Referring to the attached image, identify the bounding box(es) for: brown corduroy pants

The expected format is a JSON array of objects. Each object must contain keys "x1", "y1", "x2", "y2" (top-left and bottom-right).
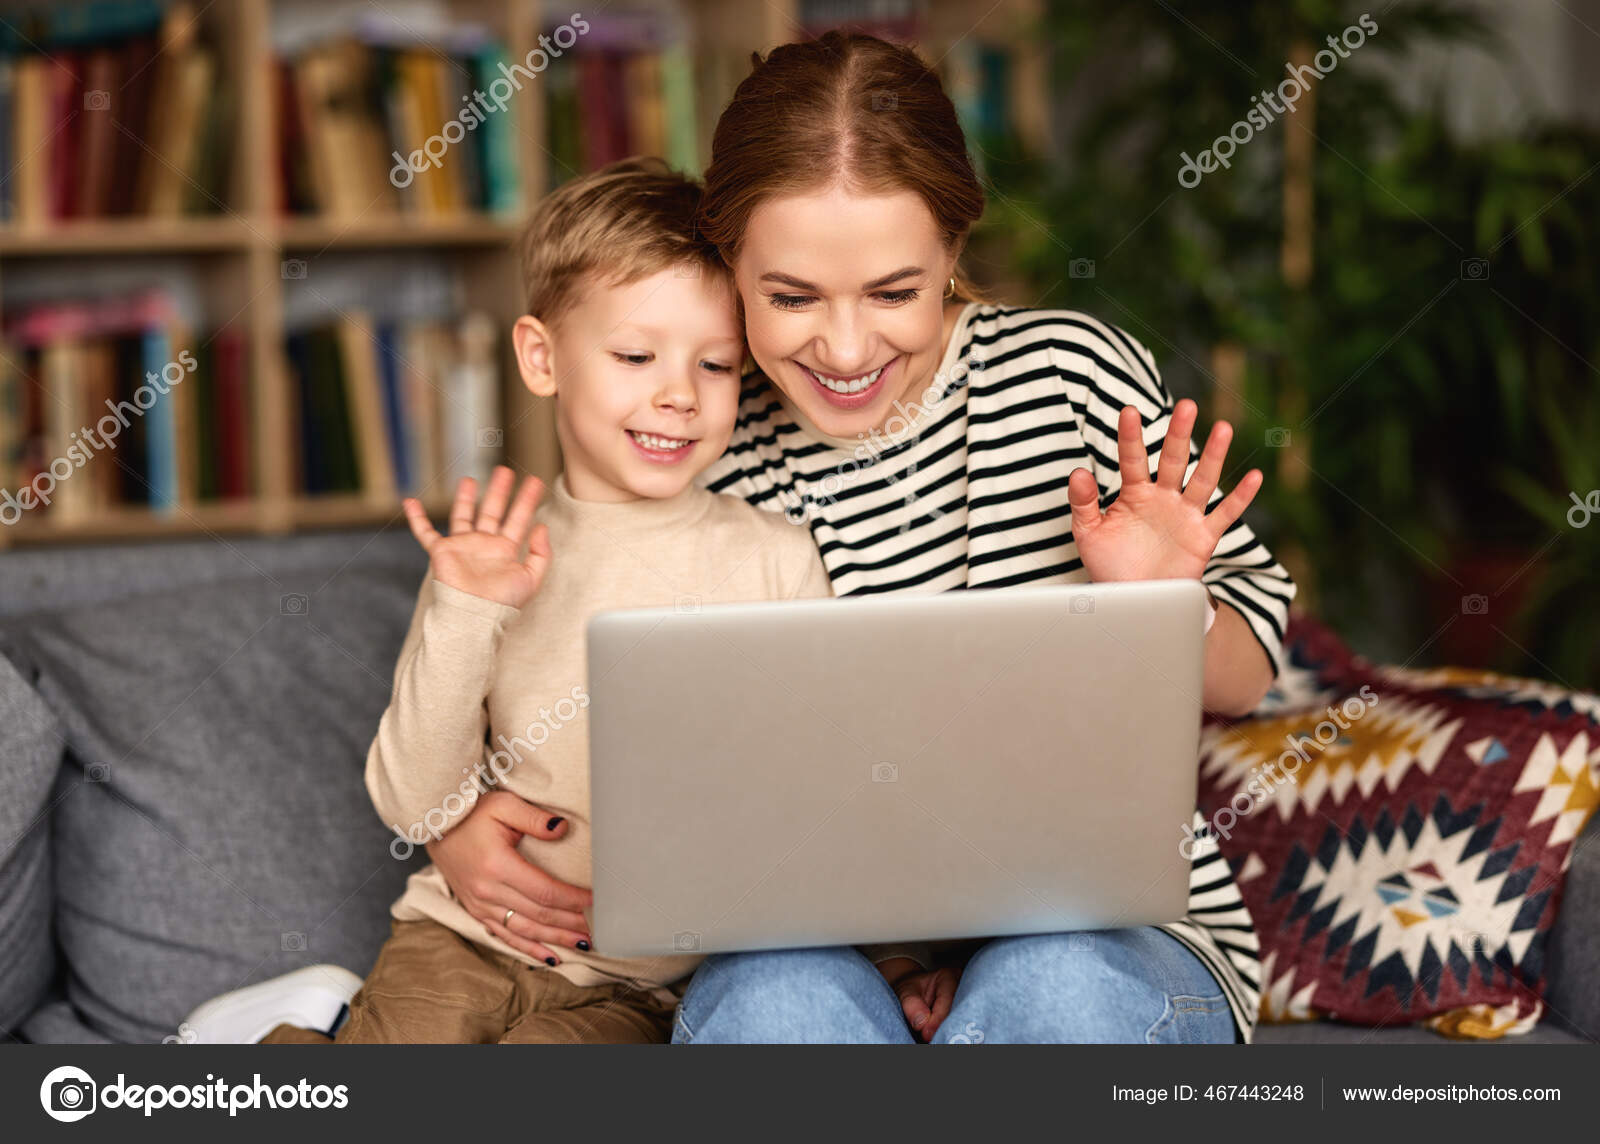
[{"x1": 262, "y1": 919, "x2": 676, "y2": 1044}]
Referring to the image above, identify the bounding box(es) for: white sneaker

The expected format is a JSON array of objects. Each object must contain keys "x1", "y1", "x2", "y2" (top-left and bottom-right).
[{"x1": 177, "y1": 965, "x2": 363, "y2": 1044}]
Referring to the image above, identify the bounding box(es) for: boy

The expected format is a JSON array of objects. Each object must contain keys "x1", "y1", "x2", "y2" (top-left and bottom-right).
[{"x1": 186, "y1": 159, "x2": 834, "y2": 1043}]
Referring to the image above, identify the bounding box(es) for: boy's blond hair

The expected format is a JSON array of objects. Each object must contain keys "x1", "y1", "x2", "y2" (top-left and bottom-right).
[{"x1": 518, "y1": 157, "x2": 727, "y2": 324}]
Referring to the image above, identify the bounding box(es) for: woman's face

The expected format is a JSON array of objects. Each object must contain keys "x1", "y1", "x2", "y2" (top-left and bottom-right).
[{"x1": 734, "y1": 185, "x2": 958, "y2": 439}]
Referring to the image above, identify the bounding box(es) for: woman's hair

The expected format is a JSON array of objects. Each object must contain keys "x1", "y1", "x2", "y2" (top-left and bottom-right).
[
  {"x1": 519, "y1": 157, "x2": 726, "y2": 321},
  {"x1": 699, "y1": 31, "x2": 987, "y2": 299}
]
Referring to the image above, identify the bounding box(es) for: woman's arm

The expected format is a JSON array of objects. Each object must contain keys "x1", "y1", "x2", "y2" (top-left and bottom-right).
[
  {"x1": 1066, "y1": 399, "x2": 1292, "y2": 716},
  {"x1": 1053, "y1": 320, "x2": 1296, "y2": 715},
  {"x1": 1202, "y1": 590, "x2": 1275, "y2": 716}
]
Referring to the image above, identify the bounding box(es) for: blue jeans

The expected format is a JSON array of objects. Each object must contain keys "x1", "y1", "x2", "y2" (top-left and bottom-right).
[{"x1": 672, "y1": 928, "x2": 1234, "y2": 1044}]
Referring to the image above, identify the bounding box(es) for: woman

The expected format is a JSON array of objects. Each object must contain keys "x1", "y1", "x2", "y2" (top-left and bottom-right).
[{"x1": 434, "y1": 31, "x2": 1295, "y2": 1044}]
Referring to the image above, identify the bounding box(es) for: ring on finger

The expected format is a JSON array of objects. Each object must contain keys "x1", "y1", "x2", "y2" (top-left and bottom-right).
[{"x1": 504, "y1": 908, "x2": 516, "y2": 927}]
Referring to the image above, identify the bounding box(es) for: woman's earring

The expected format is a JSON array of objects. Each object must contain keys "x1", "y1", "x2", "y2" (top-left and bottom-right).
[{"x1": 944, "y1": 276, "x2": 956, "y2": 299}]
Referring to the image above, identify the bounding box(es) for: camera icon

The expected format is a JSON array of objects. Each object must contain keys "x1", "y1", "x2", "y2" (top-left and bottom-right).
[
  {"x1": 673, "y1": 931, "x2": 701, "y2": 952},
  {"x1": 1461, "y1": 594, "x2": 1489, "y2": 615},
  {"x1": 477, "y1": 427, "x2": 504, "y2": 448},
  {"x1": 965, "y1": 353, "x2": 984, "y2": 372},
  {"x1": 1265, "y1": 427, "x2": 1292, "y2": 447},
  {"x1": 84, "y1": 90, "x2": 110, "y2": 111},
  {"x1": 281, "y1": 931, "x2": 307, "y2": 952},
  {"x1": 1068, "y1": 258, "x2": 1095, "y2": 279},
  {"x1": 45, "y1": 1071, "x2": 97, "y2": 1121},
  {"x1": 1460, "y1": 258, "x2": 1490, "y2": 281},
  {"x1": 871, "y1": 761, "x2": 899, "y2": 783},
  {"x1": 85, "y1": 762, "x2": 111, "y2": 783},
  {"x1": 674, "y1": 261, "x2": 701, "y2": 278},
  {"x1": 675, "y1": 594, "x2": 702, "y2": 614},
  {"x1": 1069, "y1": 595, "x2": 1096, "y2": 615},
  {"x1": 1463, "y1": 931, "x2": 1490, "y2": 955},
  {"x1": 280, "y1": 593, "x2": 308, "y2": 616},
  {"x1": 280, "y1": 259, "x2": 308, "y2": 280},
  {"x1": 1067, "y1": 933, "x2": 1096, "y2": 952},
  {"x1": 870, "y1": 90, "x2": 898, "y2": 111}
]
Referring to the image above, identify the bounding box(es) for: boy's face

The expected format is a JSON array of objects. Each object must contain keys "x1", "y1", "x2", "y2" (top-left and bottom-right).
[{"x1": 545, "y1": 266, "x2": 744, "y2": 503}]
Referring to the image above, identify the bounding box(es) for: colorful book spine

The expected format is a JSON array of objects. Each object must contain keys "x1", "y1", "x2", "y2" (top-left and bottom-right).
[
  {"x1": 141, "y1": 327, "x2": 178, "y2": 511},
  {"x1": 374, "y1": 323, "x2": 413, "y2": 495},
  {"x1": 475, "y1": 43, "x2": 525, "y2": 215}
]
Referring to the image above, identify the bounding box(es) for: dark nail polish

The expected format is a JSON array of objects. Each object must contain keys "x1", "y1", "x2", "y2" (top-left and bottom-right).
[
  {"x1": 577, "y1": 940, "x2": 590, "y2": 951},
  {"x1": 547, "y1": 816, "x2": 564, "y2": 830},
  {"x1": 544, "y1": 956, "x2": 558, "y2": 966}
]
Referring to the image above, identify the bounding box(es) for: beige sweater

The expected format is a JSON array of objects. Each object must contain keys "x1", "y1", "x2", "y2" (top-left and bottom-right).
[{"x1": 365, "y1": 473, "x2": 834, "y2": 999}]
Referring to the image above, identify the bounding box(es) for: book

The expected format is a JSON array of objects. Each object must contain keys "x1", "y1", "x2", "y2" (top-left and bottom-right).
[
  {"x1": 39, "y1": 337, "x2": 92, "y2": 522},
  {"x1": 213, "y1": 326, "x2": 251, "y2": 498},
  {"x1": 80, "y1": 339, "x2": 118, "y2": 509},
  {"x1": 108, "y1": 32, "x2": 160, "y2": 215},
  {"x1": 0, "y1": 341, "x2": 22, "y2": 496},
  {"x1": 450, "y1": 312, "x2": 499, "y2": 487},
  {"x1": 400, "y1": 322, "x2": 447, "y2": 495},
  {"x1": 0, "y1": 59, "x2": 14, "y2": 221},
  {"x1": 660, "y1": 43, "x2": 698, "y2": 173},
  {"x1": 623, "y1": 52, "x2": 665, "y2": 162},
  {"x1": 442, "y1": 55, "x2": 485, "y2": 213},
  {"x1": 147, "y1": 48, "x2": 214, "y2": 216},
  {"x1": 48, "y1": 51, "x2": 82, "y2": 219},
  {"x1": 141, "y1": 326, "x2": 179, "y2": 512},
  {"x1": 475, "y1": 43, "x2": 525, "y2": 215},
  {"x1": 134, "y1": 2, "x2": 200, "y2": 215},
  {"x1": 374, "y1": 323, "x2": 412, "y2": 494},
  {"x1": 12, "y1": 55, "x2": 50, "y2": 225},
  {"x1": 335, "y1": 312, "x2": 398, "y2": 504},
  {"x1": 78, "y1": 49, "x2": 118, "y2": 217}
]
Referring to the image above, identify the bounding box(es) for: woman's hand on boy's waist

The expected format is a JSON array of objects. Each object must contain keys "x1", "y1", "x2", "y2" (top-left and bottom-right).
[{"x1": 426, "y1": 790, "x2": 594, "y2": 967}]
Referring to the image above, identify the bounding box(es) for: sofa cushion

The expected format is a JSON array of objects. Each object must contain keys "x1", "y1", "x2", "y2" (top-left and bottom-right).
[
  {"x1": 3, "y1": 562, "x2": 428, "y2": 1043},
  {"x1": 1198, "y1": 617, "x2": 1599, "y2": 1038},
  {"x1": 0, "y1": 647, "x2": 63, "y2": 1032}
]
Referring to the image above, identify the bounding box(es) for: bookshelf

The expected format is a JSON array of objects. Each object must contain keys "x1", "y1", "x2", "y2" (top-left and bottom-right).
[{"x1": 0, "y1": 0, "x2": 1044, "y2": 549}]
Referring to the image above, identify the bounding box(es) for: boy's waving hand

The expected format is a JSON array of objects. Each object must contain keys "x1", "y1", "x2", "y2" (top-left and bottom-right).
[{"x1": 404, "y1": 466, "x2": 554, "y2": 609}]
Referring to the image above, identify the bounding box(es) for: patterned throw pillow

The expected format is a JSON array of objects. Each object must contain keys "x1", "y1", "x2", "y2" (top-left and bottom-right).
[{"x1": 1197, "y1": 617, "x2": 1600, "y2": 1037}]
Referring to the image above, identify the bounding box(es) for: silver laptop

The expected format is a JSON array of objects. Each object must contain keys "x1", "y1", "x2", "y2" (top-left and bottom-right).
[{"x1": 587, "y1": 579, "x2": 1208, "y2": 958}]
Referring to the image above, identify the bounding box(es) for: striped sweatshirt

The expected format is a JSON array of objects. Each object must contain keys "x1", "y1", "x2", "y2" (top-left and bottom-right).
[{"x1": 697, "y1": 302, "x2": 1297, "y2": 1041}]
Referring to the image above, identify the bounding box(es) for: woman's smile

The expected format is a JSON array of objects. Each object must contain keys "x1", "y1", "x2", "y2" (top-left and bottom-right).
[{"x1": 798, "y1": 355, "x2": 900, "y2": 409}]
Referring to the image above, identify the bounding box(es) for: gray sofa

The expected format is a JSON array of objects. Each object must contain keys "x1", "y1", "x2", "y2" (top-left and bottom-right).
[{"x1": 0, "y1": 528, "x2": 1594, "y2": 1044}]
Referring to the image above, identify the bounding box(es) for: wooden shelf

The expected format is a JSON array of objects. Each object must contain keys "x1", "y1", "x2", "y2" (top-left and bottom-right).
[
  {"x1": 3, "y1": 501, "x2": 267, "y2": 544},
  {"x1": 277, "y1": 215, "x2": 521, "y2": 252},
  {"x1": 0, "y1": 217, "x2": 261, "y2": 256},
  {"x1": 2, "y1": 495, "x2": 450, "y2": 546},
  {"x1": 291, "y1": 494, "x2": 415, "y2": 529}
]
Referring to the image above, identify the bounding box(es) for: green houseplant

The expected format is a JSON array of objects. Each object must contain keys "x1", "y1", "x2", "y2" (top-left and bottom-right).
[{"x1": 977, "y1": 0, "x2": 1600, "y2": 688}]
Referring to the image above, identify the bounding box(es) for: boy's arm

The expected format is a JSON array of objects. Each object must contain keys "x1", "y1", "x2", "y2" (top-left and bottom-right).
[{"x1": 364, "y1": 571, "x2": 522, "y2": 841}]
